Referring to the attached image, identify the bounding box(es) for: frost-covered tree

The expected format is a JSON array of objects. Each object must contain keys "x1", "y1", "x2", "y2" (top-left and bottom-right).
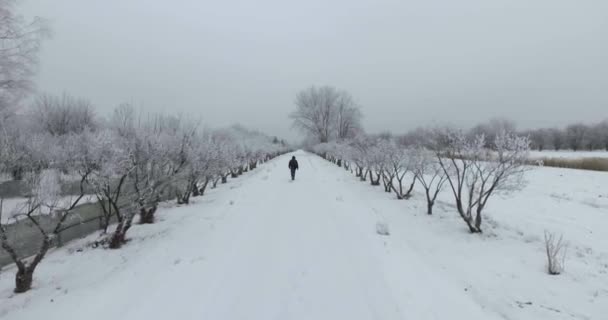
[
  {"x1": 0, "y1": 0, "x2": 49, "y2": 121},
  {"x1": 0, "y1": 132, "x2": 91, "y2": 293},
  {"x1": 0, "y1": 126, "x2": 55, "y2": 179},
  {"x1": 290, "y1": 85, "x2": 362, "y2": 143},
  {"x1": 335, "y1": 94, "x2": 362, "y2": 141},
  {"x1": 32, "y1": 93, "x2": 97, "y2": 135},
  {"x1": 174, "y1": 130, "x2": 214, "y2": 205},
  {"x1": 0, "y1": 170, "x2": 60, "y2": 292},
  {"x1": 365, "y1": 138, "x2": 386, "y2": 187},
  {"x1": 86, "y1": 128, "x2": 136, "y2": 248},
  {"x1": 565, "y1": 124, "x2": 589, "y2": 151},
  {"x1": 412, "y1": 148, "x2": 447, "y2": 215},
  {"x1": 433, "y1": 128, "x2": 530, "y2": 233},
  {"x1": 596, "y1": 120, "x2": 608, "y2": 150},
  {"x1": 347, "y1": 134, "x2": 372, "y2": 180},
  {"x1": 468, "y1": 118, "x2": 517, "y2": 149}
]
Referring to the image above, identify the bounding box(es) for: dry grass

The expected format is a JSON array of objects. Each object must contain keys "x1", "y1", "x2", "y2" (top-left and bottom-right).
[{"x1": 530, "y1": 157, "x2": 608, "y2": 172}]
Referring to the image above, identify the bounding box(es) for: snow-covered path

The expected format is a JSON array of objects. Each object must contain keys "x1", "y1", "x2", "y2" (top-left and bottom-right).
[{"x1": 1, "y1": 151, "x2": 503, "y2": 320}]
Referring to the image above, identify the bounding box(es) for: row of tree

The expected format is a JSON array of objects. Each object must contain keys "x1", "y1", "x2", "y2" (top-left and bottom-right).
[
  {"x1": 290, "y1": 86, "x2": 531, "y2": 235},
  {"x1": 523, "y1": 121, "x2": 608, "y2": 152},
  {"x1": 0, "y1": 2, "x2": 287, "y2": 294},
  {"x1": 0, "y1": 97, "x2": 289, "y2": 293},
  {"x1": 400, "y1": 118, "x2": 608, "y2": 152},
  {"x1": 290, "y1": 85, "x2": 607, "y2": 153},
  {"x1": 311, "y1": 128, "x2": 530, "y2": 234}
]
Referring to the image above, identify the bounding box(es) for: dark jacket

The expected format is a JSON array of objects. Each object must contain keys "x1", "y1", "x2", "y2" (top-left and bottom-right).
[{"x1": 288, "y1": 158, "x2": 299, "y2": 170}]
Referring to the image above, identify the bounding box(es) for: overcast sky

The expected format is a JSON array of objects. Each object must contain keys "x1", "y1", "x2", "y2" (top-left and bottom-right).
[{"x1": 20, "y1": 0, "x2": 608, "y2": 141}]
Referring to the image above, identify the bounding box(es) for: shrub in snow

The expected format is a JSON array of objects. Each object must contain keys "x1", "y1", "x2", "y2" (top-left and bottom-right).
[
  {"x1": 376, "y1": 221, "x2": 390, "y2": 236},
  {"x1": 544, "y1": 231, "x2": 567, "y2": 275}
]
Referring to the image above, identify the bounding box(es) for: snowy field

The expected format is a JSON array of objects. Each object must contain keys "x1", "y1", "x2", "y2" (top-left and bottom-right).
[
  {"x1": 529, "y1": 150, "x2": 608, "y2": 159},
  {"x1": 0, "y1": 152, "x2": 606, "y2": 320}
]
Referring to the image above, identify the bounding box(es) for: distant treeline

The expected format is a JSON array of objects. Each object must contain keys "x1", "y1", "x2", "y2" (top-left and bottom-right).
[{"x1": 398, "y1": 118, "x2": 608, "y2": 152}]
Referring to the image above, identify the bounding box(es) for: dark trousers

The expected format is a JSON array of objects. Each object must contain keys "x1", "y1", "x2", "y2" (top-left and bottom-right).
[{"x1": 290, "y1": 169, "x2": 296, "y2": 180}]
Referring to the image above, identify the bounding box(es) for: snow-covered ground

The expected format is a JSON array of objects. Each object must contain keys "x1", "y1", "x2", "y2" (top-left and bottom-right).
[
  {"x1": 529, "y1": 150, "x2": 608, "y2": 159},
  {"x1": 0, "y1": 152, "x2": 606, "y2": 320}
]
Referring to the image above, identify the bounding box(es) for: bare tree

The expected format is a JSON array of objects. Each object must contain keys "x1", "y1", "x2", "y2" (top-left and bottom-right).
[
  {"x1": 382, "y1": 140, "x2": 416, "y2": 199},
  {"x1": 598, "y1": 120, "x2": 608, "y2": 150},
  {"x1": 586, "y1": 121, "x2": 608, "y2": 150},
  {"x1": 527, "y1": 128, "x2": 554, "y2": 151},
  {"x1": 0, "y1": 170, "x2": 60, "y2": 293},
  {"x1": 547, "y1": 128, "x2": 565, "y2": 151},
  {"x1": 412, "y1": 148, "x2": 447, "y2": 214},
  {"x1": 290, "y1": 85, "x2": 362, "y2": 143},
  {"x1": 365, "y1": 139, "x2": 385, "y2": 186},
  {"x1": 87, "y1": 129, "x2": 135, "y2": 248},
  {"x1": 33, "y1": 93, "x2": 97, "y2": 135},
  {"x1": 0, "y1": 0, "x2": 49, "y2": 120},
  {"x1": 469, "y1": 118, "x2": 516, "y2": 149},
  {"x1": 291, "y1": 86, "x2": 337, "y2": 143},
  {"x1": 111, "y1": 102, "x2": 136, "y2": 137},
  {"x1": 434, "y1": 128, "x2": 530, "y2": 233},
  {"x1": 565, "y1": 124, "x2": 589, "y2": 151},
  {"x1": 346, "y1": 134, "x2": 371, "y2": 180},
  {"x1": 335, "y1": 93, "x2": 362, "y2": 141},
  {"x1": 0, "y1": 132, "x2": 91, "y2": 293}
]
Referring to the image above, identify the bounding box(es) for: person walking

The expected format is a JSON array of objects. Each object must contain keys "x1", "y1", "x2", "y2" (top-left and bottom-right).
[{"x1": 288, "y1": 156, "x2": 299, "y2": 181}]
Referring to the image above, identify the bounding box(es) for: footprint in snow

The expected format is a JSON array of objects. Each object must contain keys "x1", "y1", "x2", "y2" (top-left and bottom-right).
[
  {"x1": 190, "y1": 256, "x2": 206, "y2": 264},
  {"x1": 376, "y1": 221, "x2": 390, "y2": 236}
]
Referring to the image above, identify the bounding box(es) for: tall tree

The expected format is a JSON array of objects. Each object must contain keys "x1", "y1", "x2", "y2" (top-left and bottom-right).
[
  {"x1": 0, "y1": 0, "x2": 49, "y2": 121},
  {"x1": 290, "y1": 85, "x2": 362, "y2": 143}
]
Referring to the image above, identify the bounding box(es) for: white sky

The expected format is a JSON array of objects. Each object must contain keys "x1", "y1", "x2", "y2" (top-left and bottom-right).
[{"x1": 20, "y1": 0, "x2": 608, "y2": 141}]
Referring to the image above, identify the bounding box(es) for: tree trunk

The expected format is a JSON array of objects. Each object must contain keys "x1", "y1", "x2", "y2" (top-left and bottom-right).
[
  {"x1": 139, "y1": 205, "x2": 157, "y2": 224},
  {"x1": 109, "y1": 218, "x2": 129, "y2": 249},
  {"x1": 109, "y1": 227, "x2": 126, "y2": 249},
  {"x1": 425, "y1": 189, "x2": 434, "y2": 215},
  {"x1": 474, "y1": 205, "x2": 484, "y2": 232},
  {"x1": 199, "y1": 180, "x2": 209, "y2": 196},
  {"x1": 403, "y1": 177, "x2": 416, "y2": 199},
  {"x1": 11, "y1": 167, "x2": 24, "y2": 180},
  {"x1": 391, "y1": 181, "x2": 404, "y2": 200},
  {"x1": 460, "y1": 207, "x2": 482, "y2": 233},
  {"x1": 14, "y1": 268, "x2": 34, "y2": 293},
  {"x1": 382, "y1": 174, "x2": 392, "y2": 192}
]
